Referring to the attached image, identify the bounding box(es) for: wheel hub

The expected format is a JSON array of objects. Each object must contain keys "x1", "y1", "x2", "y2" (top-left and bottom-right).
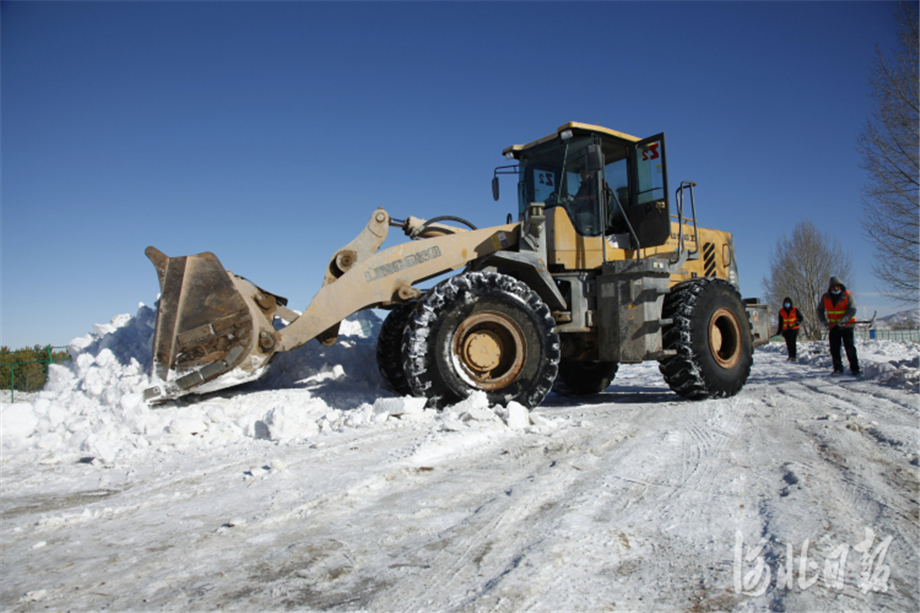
[
  {"x1": 461, "y1": 329, "x2": 503, "y2": 372},
  {"x1": 453, "y1": 311, "x2": 526, "y2": 390},
  {"x1": 709, "y1": 307, "x2": 742, "y2": 369}
]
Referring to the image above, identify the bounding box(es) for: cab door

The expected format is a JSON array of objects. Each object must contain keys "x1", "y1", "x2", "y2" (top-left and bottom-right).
[{"x1": 630, "y1": 133, "x2": 671, "y2": 248}]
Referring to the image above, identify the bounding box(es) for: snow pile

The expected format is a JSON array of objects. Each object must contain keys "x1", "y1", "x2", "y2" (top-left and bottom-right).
[
  {"x1": 857, "y1": 341, "x2": 920, "y2": 389},
  {"x1": 1, "y1": 305, "x2": 559, "y2": 464},
  {"x1": 760, "y1": 338, "x2": 920, "y2": 391},
  {"x1": 5, "y1": 302, "x2": 916, "y2": 466}
]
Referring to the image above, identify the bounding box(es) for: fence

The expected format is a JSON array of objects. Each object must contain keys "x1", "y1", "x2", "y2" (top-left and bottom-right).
[
  {"x1": 855, "y1": 328, "x2": 920, "y2": 343},
  {"x1": 769, "y1": 329, "x2": 920, "y2": 343},
  {"x1": 1, "y1": 346, "x2": 71, "y2": 403}
]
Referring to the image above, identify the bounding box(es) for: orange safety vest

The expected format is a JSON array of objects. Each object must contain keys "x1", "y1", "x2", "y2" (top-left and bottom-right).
[
  {"x1": 823, "y1": 292, "x2": 855, "y2": 326},
  {"x1": 779, "y1": 307, "x2": 800, "y2": 330}
]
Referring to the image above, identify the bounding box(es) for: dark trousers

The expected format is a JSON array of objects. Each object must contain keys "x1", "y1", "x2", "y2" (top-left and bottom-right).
[
  {"x1": 829, "y1": 326, "x2": 860, "y2": 374},
  {"x1": 782, "y1": 329, "x2": 798, "y2": 359}
]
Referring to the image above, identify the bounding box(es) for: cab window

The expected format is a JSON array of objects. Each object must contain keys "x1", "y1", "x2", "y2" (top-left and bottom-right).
[
  {"x1": 533, "y1": 168, "x2": 557, "y2": 204},
  {"x1": 636, "y1": 138, "x2": 665, "y2": 206}
]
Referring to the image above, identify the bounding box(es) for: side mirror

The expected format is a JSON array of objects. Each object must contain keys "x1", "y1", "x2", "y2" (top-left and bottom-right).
[
  {"x1": 586, "y1": 144, "x2": 604, "y2": 171},
  {"x1": 492, "y1": 176, "x2": 500, "y2": 201}
]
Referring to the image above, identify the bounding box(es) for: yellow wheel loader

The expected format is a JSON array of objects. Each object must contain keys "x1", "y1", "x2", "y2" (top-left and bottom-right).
[{"x1": 143, "y1": 122, "x2": 770, "y2": 408}]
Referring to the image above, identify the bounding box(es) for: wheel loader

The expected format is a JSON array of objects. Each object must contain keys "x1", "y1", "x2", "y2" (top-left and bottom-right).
[{"x1": 143, "y1": 122, "x2": 770, "y2": 408}]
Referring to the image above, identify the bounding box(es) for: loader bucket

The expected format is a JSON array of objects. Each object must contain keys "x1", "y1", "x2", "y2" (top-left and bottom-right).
[{"x1": 144, "y1": 247, "x2": 265, "y2": 402}]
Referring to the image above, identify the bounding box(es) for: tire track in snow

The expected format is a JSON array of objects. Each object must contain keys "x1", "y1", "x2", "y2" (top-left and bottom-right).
[
  {"x1": 724, "y1": 360, "x2": 919, "y2": 611},
  {"x1": 426, "y1": 399, "x2": 756, "y2": 611},
  {"x1": 4, "y1": 348, "x2": 916, "y2": 611},
  {"x1": 371, "y1": 422, "x2": 641, "y2": 611}
]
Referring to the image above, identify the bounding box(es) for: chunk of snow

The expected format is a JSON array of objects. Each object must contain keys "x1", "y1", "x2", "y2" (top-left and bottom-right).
[
  {"x1": 505, "y1": 402, "x2": 530, "y2": 430},
  {"x1": 261, "y1": 404, "x2": 322, "y2": 442},
  {"x1": 1, "y1": 404, "x2": 39, "y2": 442}
]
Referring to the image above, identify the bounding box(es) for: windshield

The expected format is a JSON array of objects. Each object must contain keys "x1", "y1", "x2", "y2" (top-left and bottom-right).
[{"x1": 518, "y1": 136, "x2": 630, "y2": 237}]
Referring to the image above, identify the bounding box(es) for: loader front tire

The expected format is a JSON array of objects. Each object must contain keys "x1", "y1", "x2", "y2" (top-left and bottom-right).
[
  {"x1": 553, "y1": 360, "x2": 619, "y2": 396},
  {"x1": 376, "y1": 301, "x2": 416, "y2": 396},
  {"x1": 404, "y1": 272, "x2": 560, "y2": 410},
  {"x1": 658, "y1": 277, "x2": 753, "y2": 400}
]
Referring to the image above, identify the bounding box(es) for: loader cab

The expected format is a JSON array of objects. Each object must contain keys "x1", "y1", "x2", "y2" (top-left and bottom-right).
[{"x1": 503, "y1": 123, "x2": 671, "y2": 250}]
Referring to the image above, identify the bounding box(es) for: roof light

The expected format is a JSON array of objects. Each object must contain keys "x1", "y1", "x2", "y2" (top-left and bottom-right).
[
  {"x1": 560, "y1": 129, "x2": 573, "y2": 140},
  {"x1": 504, "y1": 151, "x2": 515, "y2": 160}
]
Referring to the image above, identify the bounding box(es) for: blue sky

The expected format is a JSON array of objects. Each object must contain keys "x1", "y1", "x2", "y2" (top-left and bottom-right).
[{"x1": 1, "y1": 1, "x2": 907, "y2": 349}]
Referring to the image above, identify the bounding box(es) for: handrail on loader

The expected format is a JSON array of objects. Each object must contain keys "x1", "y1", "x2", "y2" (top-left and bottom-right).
[{"x1": 672, "y1": 181, "x2": 700, "y2": 265}]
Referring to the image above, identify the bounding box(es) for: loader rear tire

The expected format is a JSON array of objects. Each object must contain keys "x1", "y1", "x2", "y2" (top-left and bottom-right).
[
  {"x1": 658, "y1": 277, "x2": 753, "y2": 400},
  {"x1": 553, "y1": 360, "x2": 619, "y2": 396},
  {"x1": 404, "y1": 271, "x2": 560, "y2": 410},
  {"x1": 376, "y1": 302, "x2": 416, "y2": 396}
]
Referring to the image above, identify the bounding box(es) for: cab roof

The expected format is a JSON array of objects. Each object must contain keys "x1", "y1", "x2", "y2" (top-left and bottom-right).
[{"x1": 502, "y1": 122, "x2": 641, "y2": 159}]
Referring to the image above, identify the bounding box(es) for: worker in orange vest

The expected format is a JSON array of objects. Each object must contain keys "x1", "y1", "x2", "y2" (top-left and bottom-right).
[
  {"x1": 776, "y1": 296, "x2": 803, "y2": 361},
  {"x1": 817, "y1": 276, "x2": 860, "y2": 376}
]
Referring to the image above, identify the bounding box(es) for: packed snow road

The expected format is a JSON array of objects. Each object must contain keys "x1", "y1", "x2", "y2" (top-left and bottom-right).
[{"x1": 1, "y1": 310, "x2": 918, "y2": 611}]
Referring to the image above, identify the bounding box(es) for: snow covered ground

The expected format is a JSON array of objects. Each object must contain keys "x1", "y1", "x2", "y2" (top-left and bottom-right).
[{"x1": 2, "y1": 305, "x2": 918, "y2": 611}]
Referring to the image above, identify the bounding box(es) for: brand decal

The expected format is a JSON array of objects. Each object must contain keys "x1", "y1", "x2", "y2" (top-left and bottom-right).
[
  {"x1": 491, "y1": 231, "x2": 510, "y2": 251},
  {"x1": 364, "y1": 246, "x2": 443, "y2": 282}
]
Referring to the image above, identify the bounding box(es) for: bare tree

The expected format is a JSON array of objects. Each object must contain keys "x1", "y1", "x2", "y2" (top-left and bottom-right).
[
  {"x1": 858, "y1": 1, "x2": 919, "y2": 305},
  {"x1": 762, "y1": 220, "x2": 854, "y2": 340}
]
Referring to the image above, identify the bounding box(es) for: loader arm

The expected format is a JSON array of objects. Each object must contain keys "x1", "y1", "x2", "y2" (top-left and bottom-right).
[
  {"x1": 143, "y1": 208, "x2": 520, "y2": 403},
  {"x1": 277, "y1": 218, "x2": 521, "y2": 351}
]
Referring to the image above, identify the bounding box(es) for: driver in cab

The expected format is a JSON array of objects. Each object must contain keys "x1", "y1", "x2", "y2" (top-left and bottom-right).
[{"x1": 570, "y1": 169, "x2": 602, "y2": 235}]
